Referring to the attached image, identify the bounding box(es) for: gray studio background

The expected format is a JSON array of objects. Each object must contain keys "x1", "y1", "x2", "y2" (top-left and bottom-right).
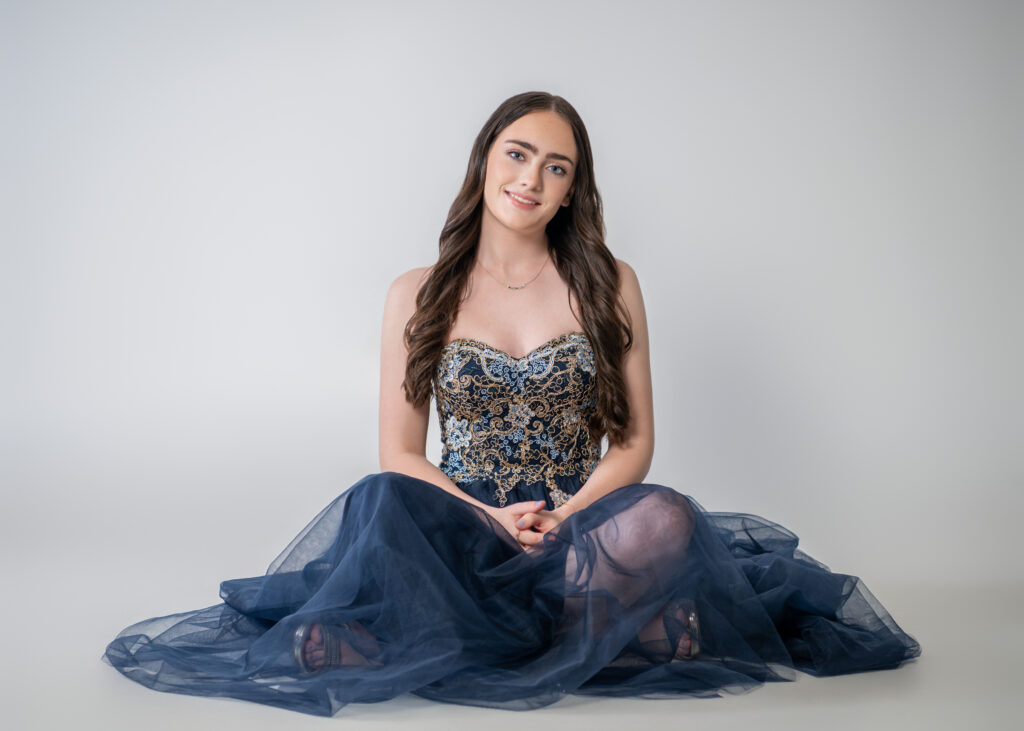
[{"x1": 2, "y1": 1, "x2": 1021, "y2": 730}]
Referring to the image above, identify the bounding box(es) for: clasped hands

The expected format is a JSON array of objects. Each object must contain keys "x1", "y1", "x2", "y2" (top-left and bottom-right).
[{"x1": 488, "y1": 500, "x2": 570, "y2": 550}]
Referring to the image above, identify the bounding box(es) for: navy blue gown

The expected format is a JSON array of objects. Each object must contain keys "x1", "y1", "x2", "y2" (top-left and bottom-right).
[{"x1": 103, "y1": 332, "x2": 920, "y2": 715}]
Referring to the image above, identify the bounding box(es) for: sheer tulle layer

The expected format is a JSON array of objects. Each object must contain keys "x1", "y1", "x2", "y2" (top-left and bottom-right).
[{"x1": 103, "y1": 472, "x2": 920, "y2": 715}]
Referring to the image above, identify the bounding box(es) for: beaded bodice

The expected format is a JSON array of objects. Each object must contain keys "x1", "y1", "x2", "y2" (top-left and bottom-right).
[{"x1": 434, "y1": 331, "x2": 601, "y2": 508}]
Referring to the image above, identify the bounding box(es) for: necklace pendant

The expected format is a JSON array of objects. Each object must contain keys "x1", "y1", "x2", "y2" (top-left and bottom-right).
[{"x1": 506, "y1": 283, "x2": 526, "y2": 290}]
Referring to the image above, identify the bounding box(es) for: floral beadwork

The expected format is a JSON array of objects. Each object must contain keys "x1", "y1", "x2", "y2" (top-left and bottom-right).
[
  {"x1": 434, "y1": 332, "x2": 601, "y2": 507},
  {"x1": 548, "y1": 485, "x2": 573, "y2": 509}
]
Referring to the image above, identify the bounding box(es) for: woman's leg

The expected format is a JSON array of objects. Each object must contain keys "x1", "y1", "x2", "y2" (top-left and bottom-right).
[{"x1": 558, "y1": 486, "x2": 699, "y2": 662}]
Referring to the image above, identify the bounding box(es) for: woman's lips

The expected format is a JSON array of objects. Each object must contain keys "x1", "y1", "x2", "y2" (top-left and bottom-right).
[{"x1": 505, "y1": 189, "x2": 540, "y2": 209}]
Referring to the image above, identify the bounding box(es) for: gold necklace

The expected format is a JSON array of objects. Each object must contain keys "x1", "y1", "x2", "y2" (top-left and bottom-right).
[{"x1": 477, "y1": 253, "x2": 550, "y2": 290}]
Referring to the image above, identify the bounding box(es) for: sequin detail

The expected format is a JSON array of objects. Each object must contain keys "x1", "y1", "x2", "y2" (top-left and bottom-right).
[{"x1": 435, "y1": 332, "x2": 600, "y2": 507}]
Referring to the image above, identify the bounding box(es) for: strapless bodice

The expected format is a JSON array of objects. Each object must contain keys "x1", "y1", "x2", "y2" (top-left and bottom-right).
[{"x1": 433, "y1": 331, "x2": 601, "y2": 508}]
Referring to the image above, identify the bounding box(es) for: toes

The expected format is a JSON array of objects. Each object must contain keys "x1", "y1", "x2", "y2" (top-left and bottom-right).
[
  {"x1": 669, "y1": 609, "x2": 695, "y2": 659},
  {"x1": 303, "y1": 624, "x2": 325, "y2": 668},
  {"x1": 676, "y1": 633, "x2": 691, "y2": 657},
  {"x1": 301, "y1": 621, "x2": 380, "y2": 670},
  {"x1": 306, "y1": 645, "x2": 324, "y2": 667}
]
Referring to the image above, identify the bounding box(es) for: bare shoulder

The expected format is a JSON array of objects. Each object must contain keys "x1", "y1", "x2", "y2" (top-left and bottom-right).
[
  {"x1": 382, "y1": 265, "x2": 433, "y2": 342},
  {"x1": 613, "y1": 257, "x2": 649, "y2": 342},
  {"x1": 614, "y1": 257, "x2": 643, "y2": 299},
  {"x1": 388, "y1": 265, "x2": 433, "y2": 299}
]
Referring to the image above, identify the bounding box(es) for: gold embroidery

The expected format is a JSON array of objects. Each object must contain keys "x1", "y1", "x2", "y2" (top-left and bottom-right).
[
  {"x1": 434, "y1": 332, "x2": 600, "y2": 507},
  {"x1": 546, "y1": 471, "x2": 573, "y2": 509}
]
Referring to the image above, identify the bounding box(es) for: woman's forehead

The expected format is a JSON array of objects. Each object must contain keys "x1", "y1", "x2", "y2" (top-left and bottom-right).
[{"x1": 498, "y1": 111, "x2": 577, "y2": 162}]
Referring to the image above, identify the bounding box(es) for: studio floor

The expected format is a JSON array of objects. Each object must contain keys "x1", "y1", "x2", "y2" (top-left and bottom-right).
[{"x1": 5, "y1": 566, "x2": 1020, "y2": 730}]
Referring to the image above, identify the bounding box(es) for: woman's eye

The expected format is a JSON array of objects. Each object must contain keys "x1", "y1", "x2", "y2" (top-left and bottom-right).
[{"x1": 507, "y1": 149, "x2": 565, "y2": 175}]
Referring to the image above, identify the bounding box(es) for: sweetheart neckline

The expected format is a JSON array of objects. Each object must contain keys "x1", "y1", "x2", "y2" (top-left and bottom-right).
[{"x1": 443, "y1": 331, "x2": 588, "y2": 361}]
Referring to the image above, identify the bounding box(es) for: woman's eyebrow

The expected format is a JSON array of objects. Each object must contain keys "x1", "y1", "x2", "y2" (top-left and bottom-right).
[{"x1": 503, "y1": 139, "x2": 575, "y2": 166}]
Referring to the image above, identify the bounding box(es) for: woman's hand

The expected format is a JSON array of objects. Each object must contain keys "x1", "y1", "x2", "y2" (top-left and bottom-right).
[
  {"x1": 513, "y1": 505, "x2": 571, "y2": 549},
  {"x1": 486, "y1": 500, "x2": 546, "y2": 548},
  {"x1": 486, "y1": 501, "x2": 575, "y2": 549}
]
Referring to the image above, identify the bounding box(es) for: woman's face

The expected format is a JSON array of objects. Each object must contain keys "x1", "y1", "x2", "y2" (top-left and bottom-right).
[{"x1": 480, "y1": 110, "x2": 577, "y2": 237}]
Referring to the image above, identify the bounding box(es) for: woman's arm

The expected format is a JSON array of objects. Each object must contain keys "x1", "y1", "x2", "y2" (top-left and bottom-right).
[
  {"x1": 377, "y1": 267, "x2": 544, "y2": 536},
  {"x1": 377, "y1": 266, "x2": 487, "y2": 508},
  {"x1": 515, "y1": 259, "x2": 655, "y2": 545}
]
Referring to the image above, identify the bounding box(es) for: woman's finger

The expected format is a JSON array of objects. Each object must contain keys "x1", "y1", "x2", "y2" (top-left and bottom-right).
[
  {"x1": 524, "y1": 512, "x2": 564, "y2": 536},
  {"x1": 517, "y1": 529, "x2": 544, "y2": 547},
  {"x1": 515, "y1": 513, "x2": 541, "y2": 530},
  {"x1": 508, "y1": 500, "x2": 546, "y2": 519}
]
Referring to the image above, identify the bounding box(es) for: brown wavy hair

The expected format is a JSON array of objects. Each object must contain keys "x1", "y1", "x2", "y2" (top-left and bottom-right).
[{"x1": 401, "y1": 91, "x2": 634, "y2": 446}]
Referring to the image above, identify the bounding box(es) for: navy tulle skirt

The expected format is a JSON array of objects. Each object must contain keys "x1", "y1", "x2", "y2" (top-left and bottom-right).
[{"x1": 103, "y1": 472, "x2": 921, "y2": 715}]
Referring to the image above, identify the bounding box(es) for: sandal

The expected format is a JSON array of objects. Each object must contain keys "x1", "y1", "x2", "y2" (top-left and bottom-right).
[
  {"x1": 663, "y1": 598, "x2": 702, "y2": 660},
  {"x1": 293, "y1": 621, "x2": 381, "y2": 673}
]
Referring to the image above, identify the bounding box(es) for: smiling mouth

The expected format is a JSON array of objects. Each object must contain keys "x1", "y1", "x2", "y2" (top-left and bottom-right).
[{"x1": 505, "y1": 190, "x2": 540, "y2": 206}]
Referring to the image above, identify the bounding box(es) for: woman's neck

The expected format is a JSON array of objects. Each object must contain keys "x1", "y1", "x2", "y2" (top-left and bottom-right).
[{"x1": 475, "y1": 231, "x2": 551, "y2": 279}]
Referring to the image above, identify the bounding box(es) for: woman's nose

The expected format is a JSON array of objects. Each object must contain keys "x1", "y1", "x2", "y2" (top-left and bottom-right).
[{"x1": 519, "y1": 163, "x2": 542, "y2": 189}]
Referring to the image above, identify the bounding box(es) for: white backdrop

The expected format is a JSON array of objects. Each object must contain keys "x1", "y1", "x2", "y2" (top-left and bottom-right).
[{"x1": 2, "y1": 0, "x2": 1020, "y2": 646}]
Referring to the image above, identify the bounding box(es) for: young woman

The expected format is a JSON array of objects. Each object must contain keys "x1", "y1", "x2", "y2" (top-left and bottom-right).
[{"x1": 104, "y1": 91, "x2": 920, "y2": 716}]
